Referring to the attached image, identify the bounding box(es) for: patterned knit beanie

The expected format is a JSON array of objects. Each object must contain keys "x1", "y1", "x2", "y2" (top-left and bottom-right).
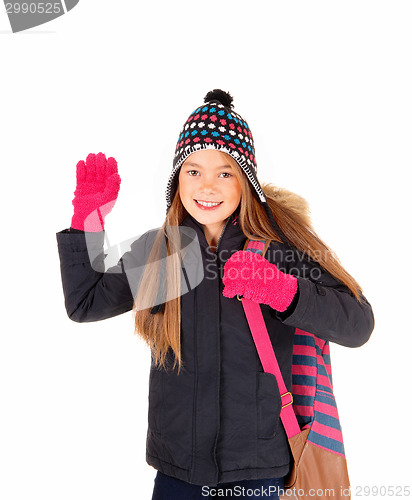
[{"x1": 165, "y1": 89, "x2": 268, "y2": 212}]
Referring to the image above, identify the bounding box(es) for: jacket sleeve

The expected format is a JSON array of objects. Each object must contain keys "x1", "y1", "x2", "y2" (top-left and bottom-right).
[
  {"x1": 267, "y1": 242, "x2": 375, "y2": 348},
  {"x1": 56, "y1": 228, "x2": 152, "y2": 323}
]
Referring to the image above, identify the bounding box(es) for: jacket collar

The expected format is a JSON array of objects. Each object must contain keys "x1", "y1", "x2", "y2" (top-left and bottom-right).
[{"x1": 181, "y1": 206, "x2": 246, "y2": 258}]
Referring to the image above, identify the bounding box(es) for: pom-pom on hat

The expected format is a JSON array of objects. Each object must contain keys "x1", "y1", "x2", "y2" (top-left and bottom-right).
[{"x1": 165, "y1": 89, "x2": 268, "y2": 212}]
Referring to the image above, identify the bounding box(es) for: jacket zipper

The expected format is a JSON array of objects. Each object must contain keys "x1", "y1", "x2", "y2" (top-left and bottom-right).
[
  {"x1": 211, "y1": 212, "x2": 233, "y2": 477},
  {"x1": 215, "y1": 213, "x2": 233, "y2": 256}
]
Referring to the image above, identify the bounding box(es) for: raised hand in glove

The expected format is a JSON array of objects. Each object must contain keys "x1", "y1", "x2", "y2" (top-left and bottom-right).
[
  {"x1": 222, "y1": 250, "x2": 298, "y2": 312},
  {"x1": 70, "y1": 152, "x2": 121, "y2": 232}
]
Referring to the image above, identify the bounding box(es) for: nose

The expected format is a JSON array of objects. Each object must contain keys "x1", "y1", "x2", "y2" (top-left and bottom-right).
[{"x1": 200, "y1": 175, "x2": 217, "y2": 193}]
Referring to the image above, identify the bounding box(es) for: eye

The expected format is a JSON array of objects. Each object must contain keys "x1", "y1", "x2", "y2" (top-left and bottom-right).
[{"x1": 186, "y1": 170, "x2": 232, "y2": 178}]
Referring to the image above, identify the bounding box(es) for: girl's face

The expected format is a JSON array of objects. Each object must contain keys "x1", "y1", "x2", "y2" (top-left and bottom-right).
[{"x1": 178, "y1": 149, "x2": 242, "y2": 228}]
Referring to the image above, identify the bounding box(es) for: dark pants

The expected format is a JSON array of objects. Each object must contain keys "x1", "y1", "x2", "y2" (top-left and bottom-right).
[{"x1": 151, "y1": 471, "x2": 285, "y2": 499}]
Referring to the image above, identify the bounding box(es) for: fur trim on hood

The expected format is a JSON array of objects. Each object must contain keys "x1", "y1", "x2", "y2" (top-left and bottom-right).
[{"x1": 260, "y1": 182, "x2": 313, "y2": 229}]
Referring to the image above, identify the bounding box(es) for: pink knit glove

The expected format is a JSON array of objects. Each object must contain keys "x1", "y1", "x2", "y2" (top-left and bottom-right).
[
  {"x1": 70, "y1": 152, "x2": 121, "y2": 232},
  {"x1": 222, "y1": 250, "x2": 298, "y2": 312}
]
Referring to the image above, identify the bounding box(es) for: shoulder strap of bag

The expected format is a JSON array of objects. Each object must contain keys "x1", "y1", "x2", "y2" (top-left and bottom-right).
[{"x1": 240, "y1": 238, "x2": 301, "y2": 439}]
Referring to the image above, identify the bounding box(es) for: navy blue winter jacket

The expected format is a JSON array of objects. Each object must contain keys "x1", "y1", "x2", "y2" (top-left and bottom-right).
[{"x1": 56, "y1": 208, "x2": 374, "y2": 486}]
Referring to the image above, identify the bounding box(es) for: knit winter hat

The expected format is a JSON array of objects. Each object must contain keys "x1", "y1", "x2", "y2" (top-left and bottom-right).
[{"x1": 165, "y1": 89, "x2": 268, "y2": 212}]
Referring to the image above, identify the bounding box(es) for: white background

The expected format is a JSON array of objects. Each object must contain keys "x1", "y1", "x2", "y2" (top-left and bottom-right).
[{"x1": 1, "y1": 1, "x2": 411, "y2": 499}]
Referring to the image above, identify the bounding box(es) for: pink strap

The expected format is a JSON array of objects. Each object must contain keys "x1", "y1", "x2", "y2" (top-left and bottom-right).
[
  {"x1": 240, "y1": 240, "x2": 301, "y2": 438},
  {"x1": 241, "y1": 298, "x2": 300, "y2": 438}
]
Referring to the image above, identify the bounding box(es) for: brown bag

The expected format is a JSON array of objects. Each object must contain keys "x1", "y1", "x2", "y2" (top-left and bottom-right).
[{"x1": 283, "y1": 429, "x2": 351, "y2": 499}]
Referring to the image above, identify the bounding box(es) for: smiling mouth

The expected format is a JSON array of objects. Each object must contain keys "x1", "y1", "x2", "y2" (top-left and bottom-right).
[{"x1": 194, "y1": 199, "x2": 223, "y2": 208}]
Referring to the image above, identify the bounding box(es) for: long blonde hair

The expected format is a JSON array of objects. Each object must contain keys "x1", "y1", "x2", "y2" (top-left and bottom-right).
[{"x1": 133, "y1": 154, "x2": 363, "y2": 374}]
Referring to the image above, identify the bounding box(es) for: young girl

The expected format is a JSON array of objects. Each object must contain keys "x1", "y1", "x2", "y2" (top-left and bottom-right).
[{"x1": 56, "y1": 89, "x2": 374, "y2": 499}]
